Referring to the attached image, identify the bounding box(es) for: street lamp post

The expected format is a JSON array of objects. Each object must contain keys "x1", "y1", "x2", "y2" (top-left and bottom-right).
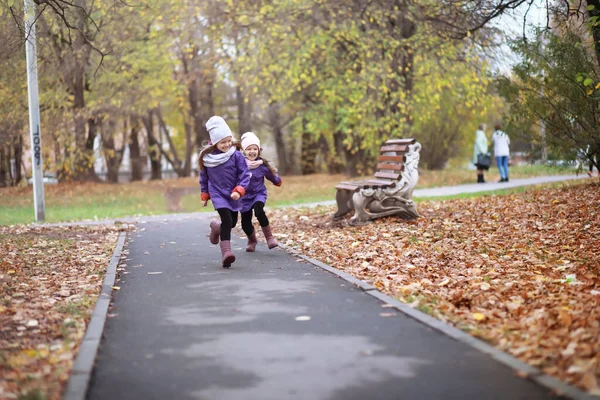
[{"x1": 24, "y1": 0, "x2": 46, "y2": 222}]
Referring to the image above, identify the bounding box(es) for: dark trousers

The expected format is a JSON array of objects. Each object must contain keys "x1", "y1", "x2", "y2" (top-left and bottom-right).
[
  {"x1": 240, "y1": 201, "x2": 269, "y2": 236},
  {"x1": 216, "y1": 208, "x2": 238, "y2": 241}
]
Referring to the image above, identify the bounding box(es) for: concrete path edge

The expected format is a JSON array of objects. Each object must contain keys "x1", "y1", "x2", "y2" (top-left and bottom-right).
[
  {"x1": 277, "y1": 244, "x2": 596, "y2": 400},
  {"x1": 63, "y1": 231, "x2": 127, "y2": 400}
]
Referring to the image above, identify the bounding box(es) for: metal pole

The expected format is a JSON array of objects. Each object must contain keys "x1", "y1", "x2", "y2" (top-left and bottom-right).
[{"x1": 24, "y1": 0, "x2": 46, "y2": 222}]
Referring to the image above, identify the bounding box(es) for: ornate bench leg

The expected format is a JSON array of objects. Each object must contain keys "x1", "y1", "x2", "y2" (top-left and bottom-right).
[
  {"x1": 333, "y1": 189, "x2": 353, "y2": 220},
  {"x1": 349, "y1": 191, "x2": 372, "y2": 225}
]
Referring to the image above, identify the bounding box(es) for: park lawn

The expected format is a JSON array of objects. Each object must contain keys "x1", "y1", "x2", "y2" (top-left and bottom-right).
[
  {"x1": 268, "y1": 180, "x2": 600, "y2": 395},
  {"x1": 0, "y1": 225, "x2": 126, "y2": 400},
  {"x1": 0, "y1": 164, "x2": 578, "y2": 225}
]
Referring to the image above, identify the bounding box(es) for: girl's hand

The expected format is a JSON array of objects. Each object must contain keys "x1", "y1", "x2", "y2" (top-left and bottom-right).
[
  {"x1": 202, "y1": 200, "x2": 208, "y2": 207},
  {"x1": 231, "y1": 192, "x2": 241, "y2": 201}
]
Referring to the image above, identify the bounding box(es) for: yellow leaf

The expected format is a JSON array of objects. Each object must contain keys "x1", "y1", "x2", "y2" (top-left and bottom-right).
[
  {"x1": 473, "y1": 312, "x2": 486, "y2": 321},
  {"x1": 596, "y1": 82, "x2": 600, "y2": 89},
  {"x1": 112, "y1": 286, "x2": 120, "y2": 290},
  {"x1": 8, "y1": 270, "x2": 16, "y2": 274},
  {"x1": 0, "y1": 306, "x2": 6, "y2": 313}
]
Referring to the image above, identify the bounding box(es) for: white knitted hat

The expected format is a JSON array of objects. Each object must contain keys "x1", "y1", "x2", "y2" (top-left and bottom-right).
[
  {"x1": 241, "y1": 132, "x2": 261, "y2": 150},
  {"x1": 206, "y1": 116, "x2": 233, "y2": 145}
]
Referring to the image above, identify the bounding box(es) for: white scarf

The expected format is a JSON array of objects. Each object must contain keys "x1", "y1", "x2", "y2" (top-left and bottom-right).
[{"x1": 203, "y1": 147, "x2": 236, "y2": 168}]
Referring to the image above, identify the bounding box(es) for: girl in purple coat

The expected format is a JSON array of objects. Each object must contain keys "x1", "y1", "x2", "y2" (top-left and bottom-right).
[
  {"x1": 200, "y1": 116, "x2": 251, "y2": 268},
  {"x1": 240, "y1": 132, "x2": 282, "y2": 252}
]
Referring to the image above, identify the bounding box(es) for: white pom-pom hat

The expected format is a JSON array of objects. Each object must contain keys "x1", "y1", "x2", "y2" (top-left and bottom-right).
[
  {"x1": 206, "y1": 116, "x2": 233, "y2": 145},
  {"x1": 241, "y1": 131, "x2": 261, "y2": 150}
]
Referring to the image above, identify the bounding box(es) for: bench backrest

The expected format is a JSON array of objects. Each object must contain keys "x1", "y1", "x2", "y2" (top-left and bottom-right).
[{"x1": 374, "y1": 138, "x2": 416, "y2": 182}]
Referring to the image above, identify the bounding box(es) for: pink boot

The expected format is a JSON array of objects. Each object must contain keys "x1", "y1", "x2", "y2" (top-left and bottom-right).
[
  {"x1": 219, "y1": 240, "x2": 235, "y2": 268},
  {"x1": 261, "y1": 225, "x2": 278, "y2": 249},
  {"x1": 246, "y1": 231, "x2": 258, "y2": 252},
  {"x1": 209, "y1": 220, "x2": 221, "y2": 245}
]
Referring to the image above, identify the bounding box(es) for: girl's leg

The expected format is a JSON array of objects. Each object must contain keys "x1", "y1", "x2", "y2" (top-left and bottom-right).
[
  {"x1": 241, "y1": 209, "x2": 257, "y2": 252},
  {"x1": 231, "y1": 211, "x2": 239, "y2": 229},
  {"x1": 216, "y1": 208, "x2": 236, "y2": 267},
  {"x1": 241, "y1": 210, "x2": 254, "y2": 236},
  {"x1": 217, "y1": 209, "x2": 234, "y2": 241},
  {"x1": 253, "y1": 201, "x2": 270, "y2": 227},
  {"x1": 255, "y1": 202, "x2": 278, "y2": 249}
]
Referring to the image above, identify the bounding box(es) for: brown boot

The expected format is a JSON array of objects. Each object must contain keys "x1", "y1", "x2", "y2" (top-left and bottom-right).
[
  {"x1": 261, "y1": 225, "x2": 278, "y2": 249},
  {"x1": 209, "y1": 220, "x2": 221, "y2": 244},
  {"x1": 219, "y1": 240, "x2": 235, "y2": 268},
  {"x1": 246, "y1": 230, "x2": 257, "y2": 252}
]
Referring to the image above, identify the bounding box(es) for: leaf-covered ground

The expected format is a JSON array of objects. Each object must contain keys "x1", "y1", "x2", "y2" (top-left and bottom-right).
[
  {"x1": 0, "y1": 226, "x2": 123, "y2": 400},
  {"x1": 270, "y1": 181, "x2": 600, "y2": 396}
]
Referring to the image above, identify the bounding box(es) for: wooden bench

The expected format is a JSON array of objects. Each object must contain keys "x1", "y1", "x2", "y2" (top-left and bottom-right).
[{"x1": 333, "y1": 138, "x2": 421, "y2": 225}]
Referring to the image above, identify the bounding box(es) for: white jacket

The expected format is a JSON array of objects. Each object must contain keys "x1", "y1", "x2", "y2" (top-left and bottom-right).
[{"x1": 492, "y1": 130, "x2": 510, "y2": 157}]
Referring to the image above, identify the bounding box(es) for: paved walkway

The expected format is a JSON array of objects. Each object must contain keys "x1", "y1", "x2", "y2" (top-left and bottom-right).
[{"x1": 82, "y1": 174, "x2": 593, "y2": 400}]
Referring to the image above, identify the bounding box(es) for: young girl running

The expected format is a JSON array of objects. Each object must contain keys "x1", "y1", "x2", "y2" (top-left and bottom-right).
[
  {"x1": 240, "y1": 132, "x2": 282, "y2": 252},
  {"x1": 199, "y1": 116, "x2": 251, "y2": 268}
]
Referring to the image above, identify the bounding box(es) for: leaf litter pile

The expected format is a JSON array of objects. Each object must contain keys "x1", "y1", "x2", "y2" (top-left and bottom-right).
[
  {"x1": 0, "y1": 225, "x2": 124, "y2": 400},
  {"x1": 270, "y1": 181, "x2": 600, "y2": 395}
]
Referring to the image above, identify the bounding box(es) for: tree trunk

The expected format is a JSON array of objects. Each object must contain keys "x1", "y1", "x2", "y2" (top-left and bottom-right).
[
  {"x1": 329, "y1": 131, "x2": 347, "y2": 174},
  {"x1": 182, "y1": 120, "x2": 193, "y2": 177},
  {"x1": 81, "y1": 117, "x2": 101, "y2": 182},
  {"x1": 142, "y1": 110, "x2": 162, "y2": 180},
  {"x1": 197, "y1": 79, "x2": 214, "y2": 148},
  {"x1": 101, "y1": 119, "x2": 125, "y2": 183},
  {"x1": 588, "y1": 0, "x2": 600, "y2": 67},
  {"x1": 237, "y1": 84, "x2": 252, "y2": 135},
  {"x1": 268, "y1": 102, "x2": 291, "y2": 175},
  {"x1": 157, "y1": 109, "x2": 186, "y2": 177},
  {"x1": 13, "y1": 134, "x2": 23, "y2": 185},
  {"x1": 129, "y1": 117, "x2": 144, "y2": 182},
  {"x1": 0, "y1": 144, "x2": 7, "y2": 187},
  {"x1": 300, "y1": 117, "x2": 319, "y2": 175}
]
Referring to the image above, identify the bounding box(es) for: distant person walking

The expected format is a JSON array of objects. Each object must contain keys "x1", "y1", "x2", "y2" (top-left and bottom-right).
[
  {"x1": 199, "y1": 116, "x2": 251, "y2": 268},
  {"x1": 492, "y1": 124, "x2": 510, "y2": 182},
  {"x1": 472, "y1": 123, "x2": 489, "y2": 183},
  {"x1": 240, "y1": 132, "x2": 282, "y2": 252}
]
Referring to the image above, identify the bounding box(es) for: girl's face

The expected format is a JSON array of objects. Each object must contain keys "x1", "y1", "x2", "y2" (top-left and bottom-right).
[
  {"x1": 215, "y1": 137, "x2": 233, "y2": 152},
  {"x1": 245, "y1": 144, "x2": 260, "y2": 161}
]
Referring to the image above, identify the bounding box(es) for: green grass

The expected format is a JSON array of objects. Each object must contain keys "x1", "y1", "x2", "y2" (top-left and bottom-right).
[
  {"x1": 0, "y1": 164, "x2": 582, "y2": 226},
  {"x1": 0, "y1": 192, "x2": 167, "y2": 225}
]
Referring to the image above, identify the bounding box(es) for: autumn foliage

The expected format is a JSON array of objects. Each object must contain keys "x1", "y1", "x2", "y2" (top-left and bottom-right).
[
  {"x1": 0, "y1": 226, "x2": 123, "y2": 400},
  {"x1": 270, "y1": 181, "x2": 600, "y2": 395}
]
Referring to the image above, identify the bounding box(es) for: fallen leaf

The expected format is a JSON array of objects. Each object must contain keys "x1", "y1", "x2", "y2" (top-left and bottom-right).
[{"x1": 473, "y1": 313, "x2": 486, "y2": 321}]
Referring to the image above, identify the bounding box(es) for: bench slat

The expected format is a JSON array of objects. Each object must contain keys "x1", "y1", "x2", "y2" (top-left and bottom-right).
[
  {"x1": 378, "y1": 155, "x2": 406, "y2": 163},
  {"x1": 376, "y1": 163, "x2": 405, "y2": 171},
  {"x1": 385, "y1": 138, "x2": 416, "y2": 145},
  {"x1": 335, "y1": 183, "x2": 361, "y2": 191},
  {"x1": 336, "y1": 179, "x2": 396, "y2": 191},
  {"x1": 362, "y1": 179, "x2": 396, "y2": 186},
  {"x1": 374, "y1": 171, "x2": 401, "y2": 180},
  {"x1": 380, "y1": 145, "x2": 409, "y2": 153}
]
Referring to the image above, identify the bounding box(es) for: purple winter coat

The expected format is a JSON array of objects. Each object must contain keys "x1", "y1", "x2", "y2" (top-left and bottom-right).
[
  {"x1": 241, "y1": 160, "x2": 281, "y2": 212},
  {"x1": 200, "y1": 150, "x2": 251, "y2": 212}
]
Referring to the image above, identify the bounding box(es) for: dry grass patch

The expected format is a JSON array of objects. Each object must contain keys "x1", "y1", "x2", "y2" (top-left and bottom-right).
[{"x1": 270, "y1": 181, "x2": 600, "y2": 395}]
